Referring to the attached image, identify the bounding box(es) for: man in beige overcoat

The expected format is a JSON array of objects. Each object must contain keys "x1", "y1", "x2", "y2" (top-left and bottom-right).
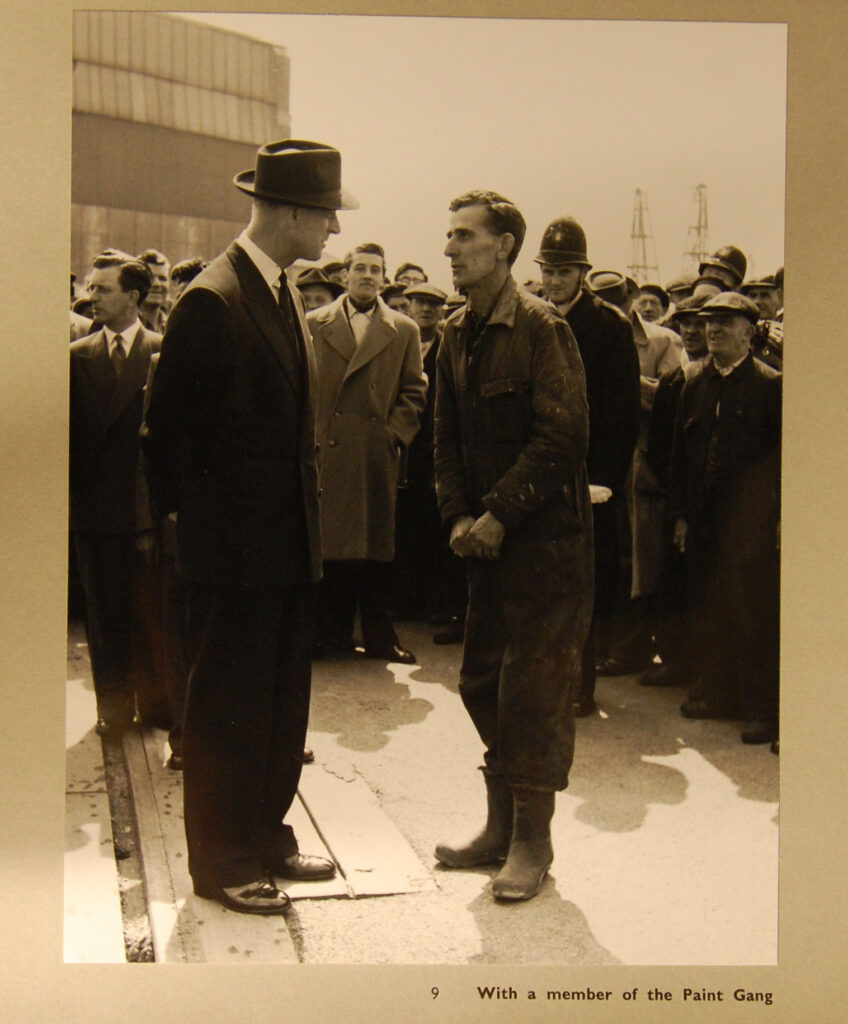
[{"x1": 307, "y1": 242, "x2": 427, "y2": 663}]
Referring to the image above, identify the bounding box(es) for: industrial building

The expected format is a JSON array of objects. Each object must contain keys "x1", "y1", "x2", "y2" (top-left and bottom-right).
[{"x1": 71, "y1": 11, "x2": 291, "y2": 284}]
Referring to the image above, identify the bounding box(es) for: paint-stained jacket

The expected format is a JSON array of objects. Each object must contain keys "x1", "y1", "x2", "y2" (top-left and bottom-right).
[{"x1": 435, "y1": 275, "x2": 592, "y2": 588}]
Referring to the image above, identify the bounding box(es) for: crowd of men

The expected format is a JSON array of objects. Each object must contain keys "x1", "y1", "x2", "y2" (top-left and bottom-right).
[{"x1": 68, "y1": 139, "x2": 782, "y2": 915}]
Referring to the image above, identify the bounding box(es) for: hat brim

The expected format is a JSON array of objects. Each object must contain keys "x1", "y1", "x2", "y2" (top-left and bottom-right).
[{"x1": 234, "y1": 170, "x2": 359, "y2": 211}]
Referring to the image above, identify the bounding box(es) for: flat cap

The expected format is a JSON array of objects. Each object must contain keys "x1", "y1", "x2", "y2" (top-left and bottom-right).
[
  {"x1": 698, "y1": 291, "x2": 760, "y2": 323},
  {"x1": 739, "y1": 275, "x2": 778, "y2": 294},
  {"x1": 403, "y1": 282, "x2": 447, "y2": 303}
]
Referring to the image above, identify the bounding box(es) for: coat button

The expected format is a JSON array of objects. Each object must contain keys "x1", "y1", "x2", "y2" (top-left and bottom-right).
[
  {"x1": 315, "y1": 443, "x2": 320, "y2": 453},
  {"x1": 334, "y1": 411, "x2": 341, "y2": 417},
  {"x1": 328, "y1": 440, "x2": 338, "y2": 447}
]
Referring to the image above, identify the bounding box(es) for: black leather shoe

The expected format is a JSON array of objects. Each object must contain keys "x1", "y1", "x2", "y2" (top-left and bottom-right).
[
  {"x1": 355, "y1": 643, "x2": 416, "y2": 664},
  {"x1": 680, "y1": 698, "x2": 737, "y2": 720},
  {"x1": 193, "y1": 877, "x2": 290, "y2": 915},
  {"x1": 302, "y1": 747, "x2": 315, "y2": 764},
  {"x1": 270, "y1": 853, "x2": 336, "y2": 881},
  {"x1": 573, "y1": 694, "x2": 597, "y2": 718},
  {"x1": 741, "y1": 720, "x2": 777, "y2": 744},
  {"x1": 167, "y1": 752, "x2": 183, "y2": 770},
  {"x1": 95, "y1": 716, "x2": 132, "y2": 737},
  {"x1": 639, "y1": 664, "x2": 683, "y2": 687}
]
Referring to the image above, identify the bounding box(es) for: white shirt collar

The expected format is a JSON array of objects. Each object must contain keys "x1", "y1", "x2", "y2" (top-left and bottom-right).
[
  {"x1": 103, "y1": 321, "x2": 140, "y2": 352},
  {"x1": 237, "y1": 229, "x2": 284, "y2": 295}
]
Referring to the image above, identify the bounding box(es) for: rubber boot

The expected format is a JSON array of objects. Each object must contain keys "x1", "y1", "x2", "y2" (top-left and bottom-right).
[
  {"x1": 492, "y1": 787, "x2": 555, "y2": 901},
  {"x1": 434, "y1": 773, "x2": 512, "y2": 868}
]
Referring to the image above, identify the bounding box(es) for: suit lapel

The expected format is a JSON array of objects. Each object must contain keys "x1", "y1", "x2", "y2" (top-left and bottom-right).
[
  {"x1": 101, "y1": 328, "x2": 151, "y2": 433},
  {"x1": 344, "y1": 299, "x2": 395, "y2": 381},
  {"x1": 79, "y1": 331, "x2": 115, "y2": 411},
  {"x1": 231, "y1": 243, "x2": 302, "y2": 395}
]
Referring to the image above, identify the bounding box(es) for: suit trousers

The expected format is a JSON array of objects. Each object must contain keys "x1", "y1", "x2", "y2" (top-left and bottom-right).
[
  {"x1": 74, "y1": 531, "x2": 135, "y2": 721},
  {"x1": 579, "y1": 498, "x2": 623, "y2": 700},
  {"x1": 316, "y1": 559, "x2": 399, "y2": 652},
  {"x1": 182, "y1": 579, "x2": 315, "y2": 890},
  {"x1": 459, "y1": 558, "x2": 585, "y2": 791}
]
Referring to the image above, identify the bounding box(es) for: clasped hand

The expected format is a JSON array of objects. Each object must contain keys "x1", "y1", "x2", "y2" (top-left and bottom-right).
[{"x1": 450, "y1": 511, "x2": 505, "y2": 560}]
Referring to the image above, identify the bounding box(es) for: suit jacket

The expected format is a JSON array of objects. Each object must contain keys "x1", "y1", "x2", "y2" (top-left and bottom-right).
[
  {"x1": 307, "y1": 294, "x2": 426, "y2": 561},
  {"x1": 140, "y1": 241, "x2": 322, "y2": 590},
  {"x1": 69, "y1": 325, "x2": 161, "y2": 534}
]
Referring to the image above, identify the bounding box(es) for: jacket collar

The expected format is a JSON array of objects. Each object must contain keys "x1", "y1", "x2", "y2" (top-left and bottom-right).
[{"x1": 455, "y1": 274, "x2": 518, "y2": 333}]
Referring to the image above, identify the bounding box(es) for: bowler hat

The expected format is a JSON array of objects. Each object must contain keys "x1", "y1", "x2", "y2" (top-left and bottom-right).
[
  {"x1": 403, "y1": 283, "x2": 447, "y2": 303},
  {"x1": 698, "y1": 292, "x2": 760, "y2": 324},
  {"x1": 295, "y1": 267, "x2": 345, "y2": 298},
  {"x1": 234, "y1": 139, "x2": 359, "y2": 211}
]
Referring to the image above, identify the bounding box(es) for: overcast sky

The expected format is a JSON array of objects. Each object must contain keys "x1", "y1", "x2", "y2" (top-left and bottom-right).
[{"x1": 181, "y1": 13, "x2": 786, "y2": 293}]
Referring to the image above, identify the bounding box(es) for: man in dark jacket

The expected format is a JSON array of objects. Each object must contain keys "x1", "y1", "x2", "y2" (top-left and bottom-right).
[
  {"x1": 536, "y1": 229, "x2": 641, "y2": 715},
  {"x1": 70, "y1": 253, "x2": 161, "y2": 735},
  {"x1": 141, "y1": 140, "x2": 358, "y2": 915},
  {"x1": 433, "y1": 191, "x2": 593, "y2": 902},
  {"x1": 669, "y1": 293, "x2": 781, "y2": 744}
]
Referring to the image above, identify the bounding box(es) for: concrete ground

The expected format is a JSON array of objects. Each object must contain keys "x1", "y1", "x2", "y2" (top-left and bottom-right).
[{"x1": 65, "y1": 617, "x2": 778, "y2": 965}]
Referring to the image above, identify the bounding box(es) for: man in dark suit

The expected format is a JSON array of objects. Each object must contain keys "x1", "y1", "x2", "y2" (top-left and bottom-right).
[
  {"x1": 307, "y1": 243, "x2": 426, "y2": 664},
  {"x1": 141, "y1": 140, "x2": 358, "y2": 915},
  {"x1": 70, "y1": 254, "x2": 161, "y2": 735}
]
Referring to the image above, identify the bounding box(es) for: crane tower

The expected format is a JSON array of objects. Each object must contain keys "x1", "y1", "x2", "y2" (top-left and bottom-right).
[
  {"x1": 627, "y1": 189, "x2": 660, "y2": 284},
  {"x1": 682, "y1": 184, "x2": 710, "y2": 273}
]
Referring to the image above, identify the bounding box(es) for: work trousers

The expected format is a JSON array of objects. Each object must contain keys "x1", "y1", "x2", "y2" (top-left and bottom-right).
[
  {"x1": 459, "y1": 554, "x2": 591, "y2": 791},
  {"x1": 182, "y1": 580, "x2": 315, "y2": 890}
]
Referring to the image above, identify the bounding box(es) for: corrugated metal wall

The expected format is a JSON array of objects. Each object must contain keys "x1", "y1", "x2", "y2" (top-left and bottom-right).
[{"x1": 73, "y1": 11, "x2": 290, "y2": 144}]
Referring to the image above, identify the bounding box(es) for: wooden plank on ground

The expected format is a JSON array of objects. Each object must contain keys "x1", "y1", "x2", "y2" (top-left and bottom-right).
[{"x1": 297, "y1": 768, "x2": 436, "y2": 897}]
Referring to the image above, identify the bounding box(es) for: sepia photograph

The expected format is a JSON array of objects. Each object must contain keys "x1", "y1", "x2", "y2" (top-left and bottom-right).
[
  {"x1": 2, "y1": 0, "x2": 847, "y2": 1021},
  {"x1": 65, "y1": 9, "x2": 785, "y2": 966}
]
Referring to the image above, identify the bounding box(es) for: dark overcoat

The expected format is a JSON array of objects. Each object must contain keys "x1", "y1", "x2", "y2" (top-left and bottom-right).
[
  {"x1": 141, "y1": 241, "x2": 322, "y2": 591},
  {"x1": 307, "y1": 294, "x2": 426, "y2": 562}
]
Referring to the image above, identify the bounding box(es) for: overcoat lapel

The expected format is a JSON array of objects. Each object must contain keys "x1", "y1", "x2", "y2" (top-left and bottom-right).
[
  {"x1": 320, "y1": 296, "x2": 357, "y2": 364},
  {"x1": 230, "y1": 243, "x2": 303, "y2": 396},
  {"x1": 344, "y1": 299, "x2": 395, "y2": 381}
]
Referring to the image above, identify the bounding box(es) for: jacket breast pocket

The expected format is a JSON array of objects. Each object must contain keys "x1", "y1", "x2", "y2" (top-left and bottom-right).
[{"x1": 478, "y1": 377, "x2": 532, "y2": 443}]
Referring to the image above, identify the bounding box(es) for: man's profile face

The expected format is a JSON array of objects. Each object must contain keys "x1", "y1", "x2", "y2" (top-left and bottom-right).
[
  {"x1": 540, "y1": 264, "x2": 583, "y2": 306},
  {"x1": 705, "y1": 313, "x2": 753, "y2": 366},
  {"x1": 88, "y1": 266, "x2": 135, "y2": 329},
  {"x1": 444, "y1": 205, "x2": 508, "y2": 291},
  {"x1": 291, "y1": 207, "x2": 341, "y2": 263},
  {"x1": 300, "y1": 284, "x2": 336, "y2": 311},
  {"x1": 347, "y1": 253, "x2": 385, "y2": 305},
  {"x1": 745, "y1": 286, "x2": 780, "y2": 321},
  {"x1": 409, "y1": 296, "x2": 444, "y2": 330}
]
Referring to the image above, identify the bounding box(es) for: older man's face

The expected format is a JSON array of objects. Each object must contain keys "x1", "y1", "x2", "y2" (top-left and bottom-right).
[
  {"x1": 635, "y1": 293, "x2": 664, "y2": 322},
  {"x1": 705, "y1": 313, "x2": 753, "y2": 367},
  {"x1": 409, "y1": 296, "x2": 443, "y2": 330}
]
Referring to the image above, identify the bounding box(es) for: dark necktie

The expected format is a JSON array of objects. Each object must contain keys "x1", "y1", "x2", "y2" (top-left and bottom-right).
[
  {"x1": 277, "y1": 277, "x2": 303, "y2": 366},
  {"x1": 110, "y1": 335, "x2": 126, "y2": 379}
]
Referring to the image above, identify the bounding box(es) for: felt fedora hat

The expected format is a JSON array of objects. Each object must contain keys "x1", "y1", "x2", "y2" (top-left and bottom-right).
[{"x1": 234, "y1": 139, "x2": 359, "y2": 211}]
